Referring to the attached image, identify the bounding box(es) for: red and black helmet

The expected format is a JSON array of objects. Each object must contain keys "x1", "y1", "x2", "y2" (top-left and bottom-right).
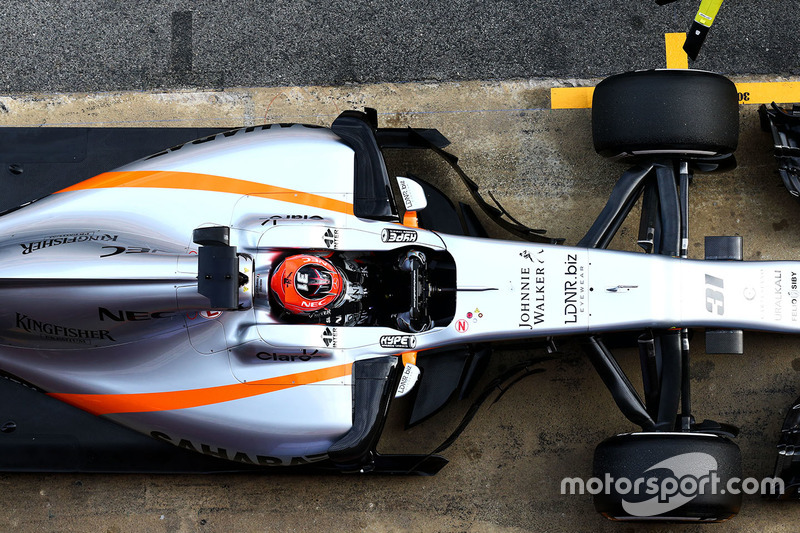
[{"x1": 269, "y1": 255, "x2": 344, "y2": 315}]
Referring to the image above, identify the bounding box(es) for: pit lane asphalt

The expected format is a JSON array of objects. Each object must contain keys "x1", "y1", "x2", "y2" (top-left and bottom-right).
[
  {"x1": 0, "y1": 1, "x2": 797, "y2": 92},
  {"x1": 1, "y1": 2, "x2": 800, "y2": 532}
]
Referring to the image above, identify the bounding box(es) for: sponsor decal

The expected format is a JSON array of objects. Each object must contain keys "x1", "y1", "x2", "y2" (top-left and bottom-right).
[
  {"x1": 260, "y1": 214, "x2": 324, "y2": 226},
  {"x1": 15, "y1": 312, "x2": 115, "y2": 343},
  {"x1": 381, "y1": 228, "x2": 417, "y2": 243},
  {"x1": 563, "y1": 253, "x2": 586, "y2": 324},
  {"x1": 256, "y1": 349, "x2": 321, "y2": 362},
  {"x1": 519, "y1": 265, "x2": 545, "y2": 329},
  {"x1": 398, "y1": 180, "x2": 413, "y2": 208},
  {"x1": 379, "y1": 335, "x2": 417, "y2": 349},
  {"x1": 520, "y1": 249, "x2": 544, "y2": 263},
  {"x1": 321, "y1": 327, "x2": 338, "y2": 347},
  {"x1": 455, "y1": 319, "x2": 469, "y2": 333},
  {"x1": 99, "y1": 307, "x2": 177, "y2": 321},
  {"x1": 395, "y1": 363, "x2": 421, "y2": 398},
  {"x1": 791, "y1": 272, "x2": 799, "y2": 322},
  {"x1": 100, "y1": 246, "x2": 172, "y2": 258},
  {"x1": 323, "y1": 228, "x2": 340, "y2": 249},
  {"x1": 21, "y1": 232, "x2": 119, "y2": 255},
  {"x1": 151, "y1": 431, "x2": 329, "y2": 466},
  {"x1": 466, "y1": 308, "x2": 484, "y2": 323}
]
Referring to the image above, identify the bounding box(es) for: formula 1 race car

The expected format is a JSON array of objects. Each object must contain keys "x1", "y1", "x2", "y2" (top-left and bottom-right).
[{"x1": 0, "y1": 68, "x2": 791, "y2": 522}]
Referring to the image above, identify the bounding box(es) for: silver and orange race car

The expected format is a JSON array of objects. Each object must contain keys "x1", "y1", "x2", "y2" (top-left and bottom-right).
[{"x1": 1, "y1": 68, "x2": 798, "y2": 522}]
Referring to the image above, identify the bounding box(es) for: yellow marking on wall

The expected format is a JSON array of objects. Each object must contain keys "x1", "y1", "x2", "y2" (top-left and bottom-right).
[{"x1": 665, "y1": 33, "x2": 689, "y2": 70}]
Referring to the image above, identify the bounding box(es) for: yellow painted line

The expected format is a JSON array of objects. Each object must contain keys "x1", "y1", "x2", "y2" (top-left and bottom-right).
[
  {"x1": 551, "y1": 82, "x2": 800, "y2": 110},
  {"x1": 550, "y1": 87, "x2": 594, "y2": 110},
  {"x1": 665, "y1": 33, "x2": 689, "y2": 70},
  {"x1": 734, "y1": 82, "x2": 800, "y2": 104}
]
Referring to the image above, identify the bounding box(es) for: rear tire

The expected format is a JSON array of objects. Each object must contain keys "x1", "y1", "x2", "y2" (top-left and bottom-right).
[
  {"x1": 592, "y1": 70, "x2": 739, "y2": 159},
  {"x1": 592, "y1": 432, "x2": 742, "y2": 522}
]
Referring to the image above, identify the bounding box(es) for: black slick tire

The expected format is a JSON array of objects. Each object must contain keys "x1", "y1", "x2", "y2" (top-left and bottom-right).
[
  {"x1": 592, "y1": 432, "x2": 742, "y2": 522},
  {"x1": 592, "y1": 70, "x2": 739, "y2": 159}
]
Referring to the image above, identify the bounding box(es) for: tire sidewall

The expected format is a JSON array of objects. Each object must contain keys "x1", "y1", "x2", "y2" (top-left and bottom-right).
[
  {"x1": 592, "y1": 69, "x2": 739, "y2": 159},
  {"x1": 592, "y1": 432, "x2": 742, "y2": 521}
]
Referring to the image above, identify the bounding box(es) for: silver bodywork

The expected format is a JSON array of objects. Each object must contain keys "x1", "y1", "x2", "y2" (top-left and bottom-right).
[{"x1": 0, "y1": 123, "x2": 796, "y2": 466}]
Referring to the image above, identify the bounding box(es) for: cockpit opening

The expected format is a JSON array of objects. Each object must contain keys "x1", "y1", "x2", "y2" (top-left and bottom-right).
[{"x1": 266, "y1": 247, "x2": 456, "y2": 332}]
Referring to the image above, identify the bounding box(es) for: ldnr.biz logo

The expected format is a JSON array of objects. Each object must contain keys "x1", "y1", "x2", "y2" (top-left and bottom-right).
[{"x1": 561, "y1": 452, "x2": 784, "y2": 517}]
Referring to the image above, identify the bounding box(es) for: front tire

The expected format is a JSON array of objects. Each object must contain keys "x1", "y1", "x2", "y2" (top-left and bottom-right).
[
  {"x1": 592, "y1": 70, "x2": 739, "y2": 159},
  {"x1": 592, "y1": 432, "x2": 742, "y2": 522}
]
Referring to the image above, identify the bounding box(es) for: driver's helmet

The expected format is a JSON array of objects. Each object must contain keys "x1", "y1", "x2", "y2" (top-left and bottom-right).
[{"x1": 269, "y1": 254, "x2": 344, "y2": 315}]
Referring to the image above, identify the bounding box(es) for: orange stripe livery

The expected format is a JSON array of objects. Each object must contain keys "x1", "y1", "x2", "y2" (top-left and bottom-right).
[
  {"x1": 49, "y1": 363, "x2": 352, "y2": 416},
  {"x1": 57, "y1": 170, "x2": 354, "y2": 215}
]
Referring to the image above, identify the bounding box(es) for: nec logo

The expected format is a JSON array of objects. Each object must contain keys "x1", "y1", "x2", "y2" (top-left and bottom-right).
[
  {"x1": 381, "y1": 228, "x2": 417, "y2": 243},
  {"x1": 379, "y1": 335, "x2": 417, "y2": 349}
]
